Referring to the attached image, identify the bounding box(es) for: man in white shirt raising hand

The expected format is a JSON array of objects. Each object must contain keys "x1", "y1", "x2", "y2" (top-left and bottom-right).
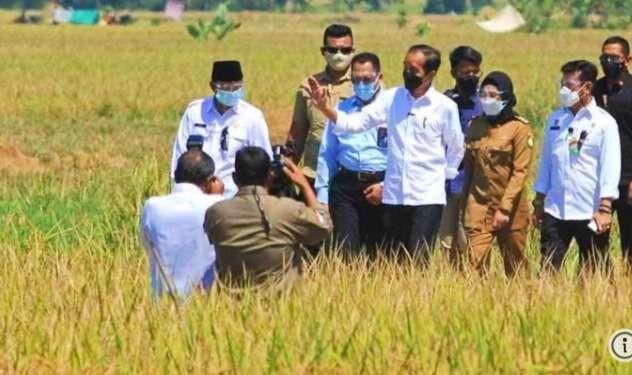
[{"x1": 308, "y1": 44, "x2": 465, "y2": 264}]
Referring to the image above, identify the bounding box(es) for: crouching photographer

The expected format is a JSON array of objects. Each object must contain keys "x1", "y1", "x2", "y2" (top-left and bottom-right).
[{"x1": 203, "y1": 146, "x2": 332, "y2": 289}]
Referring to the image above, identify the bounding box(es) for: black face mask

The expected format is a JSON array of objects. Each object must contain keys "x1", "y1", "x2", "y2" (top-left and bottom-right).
[
  {"x1": 403, "y1": 68, "x2": 424, "y2": 92},
  {"x1": 602, "y1": 60, "x2": 625, "y2": 79},
  {"x1": 456, "y1": 75, "x2": 479, "y2": 96}
]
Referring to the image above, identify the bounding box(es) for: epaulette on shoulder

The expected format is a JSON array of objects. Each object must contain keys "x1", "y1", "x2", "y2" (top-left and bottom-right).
[{"x1": 514, "y1": 115, "x2": 530, "y2": 125}]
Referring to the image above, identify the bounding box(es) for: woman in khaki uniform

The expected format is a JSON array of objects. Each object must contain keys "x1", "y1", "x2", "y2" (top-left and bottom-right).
[{"x1": 461, "y1": 71, "x2": 534, "y2": 276}]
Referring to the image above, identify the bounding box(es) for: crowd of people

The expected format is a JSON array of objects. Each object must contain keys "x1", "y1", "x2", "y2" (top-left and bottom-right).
[{"x1": 140, "y1": 24, "x2": 632, "y2": 297}]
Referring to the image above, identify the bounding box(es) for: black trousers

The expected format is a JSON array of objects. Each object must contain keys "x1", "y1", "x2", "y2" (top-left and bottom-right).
[
  {"x1": 540, "y1": 213, "x2": 611, "y2": 273},
  {"x1": 615, "y1": 185, "x2": 632, "y2": 267},
  {"x1": 383, "y1": 204, "x2": 443, "y2": 262},
  {"x1": 329, "y1": 173, "x2": 386, "y2": 255}
]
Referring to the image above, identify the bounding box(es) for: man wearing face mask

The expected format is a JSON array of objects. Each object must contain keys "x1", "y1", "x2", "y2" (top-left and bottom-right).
[
  {"x1": 461, "y1": 72, "x2": 534, "y2": 276},
  {"x1": 438, "y1": 46, "x2": 484, "y2": 268},
  {"x1": 286, "y1": 24, "x2": 355, "y2": 182},
  {"x1": 308, "y1": 44, "x2": 464, "y2": 263},
  {"x1": 171, "y1": 60, "x2": 273, "y2": 197},
  {"x1": 533, "y1": 60, "x2": 621, "y2": 275},
  {"x1": 315, "y1": 52, "x2": 387, "y2": 256},
  {"x1": 593, "y1": 36, "x2": 632, "y2": 271}
]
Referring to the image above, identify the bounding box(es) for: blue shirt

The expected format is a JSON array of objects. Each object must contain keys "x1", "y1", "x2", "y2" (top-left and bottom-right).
[
  {"x1": 315, "y1": 94, "x2": 388, "y2": 204},
  {"x1": 444, "y1": 89, "x2": 483, "y2": 195}
]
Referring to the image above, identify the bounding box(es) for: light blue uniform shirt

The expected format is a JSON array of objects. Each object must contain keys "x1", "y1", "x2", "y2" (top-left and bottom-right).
[
  {"x1": 140, "y1": 183, "x2": 223, "y2": 297},
  {"x1": 315, "y1": 94, "x2": 388, "y2": 204}
]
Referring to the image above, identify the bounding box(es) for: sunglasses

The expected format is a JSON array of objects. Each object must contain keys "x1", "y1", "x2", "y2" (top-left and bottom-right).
[{"x1": 323, "y1": 46, "x2": 354, "y2": 55}]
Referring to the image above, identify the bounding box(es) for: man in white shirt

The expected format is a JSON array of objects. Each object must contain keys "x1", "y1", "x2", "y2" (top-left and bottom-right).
[
  {"x1": 171, "y1": 60, "x2": 273, "y2": 197},
  {"x1": 141, "y1": 150, "x2": 224, "y2": 297},
  {"x1": 533, "y1": 60, "x2": 621, "y2": 274},
  {"x1": 308, "y1": 44, "x2": 465, "y2": 263}
]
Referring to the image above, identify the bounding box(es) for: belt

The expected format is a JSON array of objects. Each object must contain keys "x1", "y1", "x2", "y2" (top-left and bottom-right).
[{"x1": 338, "y1": 166, "x2": 385, "y2": 183}]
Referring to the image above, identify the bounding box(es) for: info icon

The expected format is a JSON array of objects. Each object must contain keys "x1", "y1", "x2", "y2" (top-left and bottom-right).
[{"x1": 610, "y1": 329, "x2": 632, "y2": 362}]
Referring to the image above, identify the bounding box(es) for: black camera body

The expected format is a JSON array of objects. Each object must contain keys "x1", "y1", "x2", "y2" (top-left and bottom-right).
[
  {"x1": 186, "y1": 134, "x2": 205, "y2": 151},
  {"x1": 268, "y1": 143, "x2": 295, "y2": 197}
]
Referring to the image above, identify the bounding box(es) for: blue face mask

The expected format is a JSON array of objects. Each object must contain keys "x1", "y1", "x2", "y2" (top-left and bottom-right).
[
  {"x1": 215, "y1": 87, "x2": 243, "y2": 107},
  {"x1": 353, "y1": 81, "x2": 378, "y2": 102}
]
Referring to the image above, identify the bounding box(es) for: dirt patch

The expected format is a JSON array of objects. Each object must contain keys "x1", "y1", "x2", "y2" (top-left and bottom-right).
[
  {"x1": 0, "y1": 138, "x2": 46, "y2": 175},
  {"x1": 0, "y1": 137, "x2": 127, "y2": 175}
]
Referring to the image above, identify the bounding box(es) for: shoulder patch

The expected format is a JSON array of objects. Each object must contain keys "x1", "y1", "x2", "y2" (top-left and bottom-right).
[{"x1": 527, "y1": 136, "x2": 534, "y2": 148}]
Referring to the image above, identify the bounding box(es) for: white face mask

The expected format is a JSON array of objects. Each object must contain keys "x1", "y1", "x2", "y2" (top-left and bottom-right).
[
  {"x1": 324, "y1": 51, "x2": 353, "y2": 72},
  {"x1": 559, "y1": 86, "x2": 581, "y2": 108},
  {"x1": 481, "y1": 97, "x2": 507, "y2": 116}
]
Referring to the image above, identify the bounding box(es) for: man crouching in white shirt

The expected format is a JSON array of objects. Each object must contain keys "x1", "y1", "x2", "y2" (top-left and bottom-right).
[
  {"x1": 308, "y1": 44, "x2": 465, "y2": 264},
  {"x1": 141, "y1": 150, "x2": 224, "y2": 297},
  {"x1": 532, "y1": 60, "x2": 621, "y2": 275}
]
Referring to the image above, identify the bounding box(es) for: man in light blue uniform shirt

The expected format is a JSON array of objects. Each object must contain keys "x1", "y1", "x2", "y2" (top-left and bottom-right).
[
  {"x1": 533, "y1": 60, "x2": 621, "y2": 275},
  {"x1": 141, "y1": 150, "x2": 224, "y2": 297},
  {"x1": 315, "y1": 52, "x2": 388, "y2": 255}
]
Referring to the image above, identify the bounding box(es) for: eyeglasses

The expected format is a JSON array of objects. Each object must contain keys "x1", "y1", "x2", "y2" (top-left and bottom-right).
[
  {"x1": 479, "y1": 90, "x2": 502, "y2": 99},
  {"x1": 323, "y1": 46, "x2": 354, "y2": 55},
  {"x1": 213, "y1": 82, "x2": 243, "y2": 91},
  {"x1": 600, "y1": 54, "x2": 624, "y2": 64},
  {"x1": 560, "y1": 80, "x2": 585, "y2": 90},
  {"x1": 351, "y1": 74, "x2": 378, "y2": 84}
]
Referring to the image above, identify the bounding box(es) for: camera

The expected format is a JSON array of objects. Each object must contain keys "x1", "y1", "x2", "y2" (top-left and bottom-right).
[
  {"x1": 186, "y1": 135, "x2": 204, "y2": 151},
  {"x1": 268, "y1": 142, "x2": 295, "y2": 197}
]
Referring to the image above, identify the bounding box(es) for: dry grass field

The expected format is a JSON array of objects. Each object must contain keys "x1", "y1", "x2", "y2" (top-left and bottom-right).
[{"x1": 1, "y1": 10, "x2": 631, "y2": 373}]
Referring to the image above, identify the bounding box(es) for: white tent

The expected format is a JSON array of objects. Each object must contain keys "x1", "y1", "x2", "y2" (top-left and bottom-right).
[{"x1": 476, "y1": 5, "x2": 526, "y2": 33}]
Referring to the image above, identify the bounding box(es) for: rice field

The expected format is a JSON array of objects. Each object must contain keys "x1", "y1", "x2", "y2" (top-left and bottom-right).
[{"x1": 1, "y1": 10, "x2": 631, "y2": 373}]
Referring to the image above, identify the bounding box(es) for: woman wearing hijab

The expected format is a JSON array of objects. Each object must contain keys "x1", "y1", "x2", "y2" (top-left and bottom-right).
[{"x1": 460, "y1": 71, "x2": 535, "y2": 276}]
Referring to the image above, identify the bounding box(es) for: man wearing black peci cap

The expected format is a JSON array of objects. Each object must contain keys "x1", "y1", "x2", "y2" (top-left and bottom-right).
[{"x1": 171, "y1": 60, "x2": 273, "y2": 197}]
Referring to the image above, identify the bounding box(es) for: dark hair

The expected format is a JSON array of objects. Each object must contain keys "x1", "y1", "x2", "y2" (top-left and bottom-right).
[
  {"x1": 323, "y1": 24, "x2": 353, "y2": 46},
  {"x1": 351, "y1": 52, "x2": 381, "y2": 72},
  {"x1": 174, "y1": 150, "x2": 215, "y2": 186},
  {"x1": 603, "y1": 35, "x2": 630, "y2": 57},
  {"x1": 408, "y1": 44, "x2": 441, "y2": 72},
  {"x1": 234, "y1": 146, "x2": 270, "y2": 186},
  {"x1": 449, "y1": 46, "x2": 482, "y2": 69},
  {"x1": 561, "y1": 60, "x2": 598, "y2": 84}
]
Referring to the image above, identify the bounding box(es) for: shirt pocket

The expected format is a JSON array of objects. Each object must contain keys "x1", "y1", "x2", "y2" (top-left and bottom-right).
[
  {"x1": 485, "y1": 139, "x2": 513, "y2": 166},
  {"x1": 578, "y1": 131, "x2": 601, "y2": 160},
  {"x1": 227, "y1": 126, "x2": 249, "y2": 156},
  {"x1": 412, "y1": 115, "x2": 442, "y2": 144}
]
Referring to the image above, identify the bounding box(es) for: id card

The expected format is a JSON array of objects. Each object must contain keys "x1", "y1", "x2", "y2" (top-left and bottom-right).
[{"x1": 377, "y1": 126, "x2": 388, "y2": 148}]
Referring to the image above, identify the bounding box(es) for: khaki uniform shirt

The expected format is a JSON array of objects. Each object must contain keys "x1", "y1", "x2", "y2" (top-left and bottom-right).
[
  {"x1": 290, "y1": 68, "x2": 353, "y2": 178},
  {"x1": 462, "y1": 116, "x2": 534, "y2": 232},
  {"x1": 203, "y1": 186, "x2": 332, "y2": 284}
]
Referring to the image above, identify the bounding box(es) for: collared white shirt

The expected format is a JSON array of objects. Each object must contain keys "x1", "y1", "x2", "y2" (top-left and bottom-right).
[
  {"x1": 171, "y1": 96, "x2": 273, "y2": 197},
  {"x1": 333, "y1": 86, "x2": 464, "y2": 205},
  {"x1": 140, "y1": 183, "x2": 223, "y2": 297},
  {"x1": 533, "y1": 98, "x2": 621, "y2": 220}
]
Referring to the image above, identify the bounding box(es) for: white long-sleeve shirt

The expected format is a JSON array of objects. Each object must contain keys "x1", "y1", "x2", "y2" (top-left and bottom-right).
[
  {"x1": 171, "y1": 97, "x2": 273, "y2": 197},
  {"x1": 140, "y1": 183, "x2": 223, "y2": 297},
  {"x1": 533, "y1": 99, "x2": 621, "y2": 220},
  {"x1": 331, "y1": 86, "x2": 464, "y2": 206}
]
